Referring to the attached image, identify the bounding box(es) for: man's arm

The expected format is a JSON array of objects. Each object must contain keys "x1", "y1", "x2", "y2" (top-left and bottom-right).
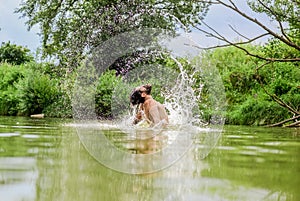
[{"x1": 133, "y1": 111, "x2": 142, "y2": 124}]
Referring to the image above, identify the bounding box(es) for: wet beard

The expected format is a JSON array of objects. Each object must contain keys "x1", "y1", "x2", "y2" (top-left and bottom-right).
[
  {"x1": 139, "y1": 96, "x2": 145, "y2": 104},
  {"x1": 130, "y1": 90, "x2": 145, "y2": 105}
]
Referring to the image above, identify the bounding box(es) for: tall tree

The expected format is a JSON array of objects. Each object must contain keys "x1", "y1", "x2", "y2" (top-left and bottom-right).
[{"x1": 17, "y1": 0, "x2": 210, "y2": 68}]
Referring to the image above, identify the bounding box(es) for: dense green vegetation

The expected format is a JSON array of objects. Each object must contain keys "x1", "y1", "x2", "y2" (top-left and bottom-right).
[
  {"x1": 0, "y1": 42, "x2": 298, "y2": 126},
  {"x1": 207, "y1": 46, "x2": 299, "y2": 125},
  {"x1": 0, "y1": 62, "x2": 72, "y2": 117}
]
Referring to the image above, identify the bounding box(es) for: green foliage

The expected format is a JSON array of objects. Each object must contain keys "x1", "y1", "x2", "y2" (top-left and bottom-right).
[
  {"x1": 0, "y1": 40, "x2": 298, "y2": 125},
  {"x1": 260, "y1": 35, "x2": 300, "y2": 64},
  {"x1": 0, "y1": 42, "x2": 33, "y2": 65},
  {"x1": 43, "y1": 90, "x2": 72, "y2": 118},
  {"x1": 247, "y1": 1, "x2": 299, "y2": 62},
  {"x1": 203, "y1": 45, "x2": 300, "y2": 125},
  {"x1": 248, "y1": 0, "x2": 300, "y2": 36},
  {"x1": 17, "y1": 0, "x2": 210, "y2": 68},
  {"x1": 227, "y1": 93, "x2": 289, "y2": 125},
  {"x1": 21, "y1": 62, "x2": 73, "y2": 117},
  {"x1": 25, "y1": 61, "x2": 67, "y2": 79},
  {"x1": 95, "y1": 70, "x2": 122, "y2": 118},
  {"x1": 0, "y1": 61, "x2": 72, "y2": 117},
  {"x1": 0, "y1": 63, "x2": 27, "y2": 115},
  {"x1": 205, "y1": 46, "x2": 259, "y2": 104},
  {"x1": 16, "y1": 70, "x2": 59, "y2": 115}
]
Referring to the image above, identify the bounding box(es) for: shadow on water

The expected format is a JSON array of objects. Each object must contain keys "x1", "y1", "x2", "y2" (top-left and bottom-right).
[{"x1": 0, "y1": 117, "x2": 299, "y2": 201}]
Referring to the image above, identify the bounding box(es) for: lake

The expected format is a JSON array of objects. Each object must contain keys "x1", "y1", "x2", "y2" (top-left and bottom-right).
[{"x1": 0, "y1": 116, "x2": 299, "y2": 201}]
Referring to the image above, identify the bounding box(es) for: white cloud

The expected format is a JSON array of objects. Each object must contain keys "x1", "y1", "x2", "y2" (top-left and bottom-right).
[
  {"x1": 0, "y1": 0, "x2": 40, "y2": 51},
  {"x1": 191, "y1": 0, "x2": 277, "y2": 48}
]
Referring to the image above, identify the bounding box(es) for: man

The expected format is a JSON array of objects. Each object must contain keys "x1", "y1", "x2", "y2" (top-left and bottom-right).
[{"x1": 130, "y1": 84, "x2": 169, "y2": 127}]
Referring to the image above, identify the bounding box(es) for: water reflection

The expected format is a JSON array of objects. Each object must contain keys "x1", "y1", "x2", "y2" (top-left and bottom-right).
[
  {"x1": 0, "y1": 117, "x2": 299, "y2": 201},
  {"x1": 0, "y1": 117, "x2": 62, "y2": 201}
]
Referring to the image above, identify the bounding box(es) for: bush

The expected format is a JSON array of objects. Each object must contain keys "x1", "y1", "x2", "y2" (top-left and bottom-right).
[
  {"x1": 0, "y1": 61, "x2": 74, "y2": 118},
  {"x1": 226, "y1": 94, "x2": 289, "y2": 125},
  {"x1": 16, "y1": 70, "x2": 60, "y2": 116},
  {"x1": 26, "y1": 61, "x2": 68, "y2": 79},
  {"x1": 0, "y1": 63, "x2": 26, "y2": 115},
  {"x1": 0, "y1": 87, "x2": 19, "y2": 115},
  {"x1": 95, "y1": 70, "x2": 122, "y2": 118},
  {"x1": 43, "y1": 91, "x2": 72, "y2": 118}
]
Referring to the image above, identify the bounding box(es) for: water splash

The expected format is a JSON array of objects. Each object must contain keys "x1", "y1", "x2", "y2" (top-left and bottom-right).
[
  {"x1": 72, "y1": 28, "x2": 225, "y2": 173},
  {"x1": 163, "y1": 56, "x2": 205, "y2": 127}
]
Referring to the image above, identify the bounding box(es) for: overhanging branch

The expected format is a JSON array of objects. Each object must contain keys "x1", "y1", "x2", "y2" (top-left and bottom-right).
[
  {"x1": 214, "y1": 0, "x2": 300, "y2": 51},
  {"x1": 256, "y1": 0, "x2": 291, "y2": 42},
  {"x1": 255, "y1": 65, "x2": 300, "y2": 115},
  {"x1": 193, "y1": 22, "x2": 300, "y2": 62}
]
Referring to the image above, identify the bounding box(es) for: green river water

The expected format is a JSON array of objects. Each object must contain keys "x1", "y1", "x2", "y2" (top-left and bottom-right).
[{"x1": 0, "y1": 116, "x2": 299, "y2": 201}]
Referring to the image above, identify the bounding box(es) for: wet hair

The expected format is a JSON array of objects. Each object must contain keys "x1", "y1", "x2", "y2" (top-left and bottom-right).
[
  {"x1": 129, "y1": 84, "x2": 152, "y2": 105},
  {"x1": 130, "y1": 88, "x2": 143, "y2": 105}
]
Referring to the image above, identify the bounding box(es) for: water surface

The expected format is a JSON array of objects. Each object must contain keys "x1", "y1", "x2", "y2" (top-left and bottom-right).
[{"x1": 0, "y1": 116, "x2": 299, "y2": 201}]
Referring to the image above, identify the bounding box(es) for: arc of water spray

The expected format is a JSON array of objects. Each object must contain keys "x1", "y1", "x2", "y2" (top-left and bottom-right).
[{"x1": 72, "y1": 28, "x2": 225, "y2": 174}]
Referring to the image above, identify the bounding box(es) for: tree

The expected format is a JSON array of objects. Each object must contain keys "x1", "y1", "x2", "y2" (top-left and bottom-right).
[
  {"x1": 0, "y1": 42, "x2": 33, "y2": 65},
  {"x1": 194, "y1": 0, "x2": 300, "y2": 127},
  {"x1": 17, "y1": 0, "x2": 210, "y2": 69}
]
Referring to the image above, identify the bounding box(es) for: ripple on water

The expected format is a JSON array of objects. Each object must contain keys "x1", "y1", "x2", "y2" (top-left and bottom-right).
[
  {"x1": 226, "y1": 134, "x2": 256, "y2": 139},
  {"x1": 260, "y1": 141, "x2": 300, "y2": 147},
  {"x1": 11, "y1": 125, "x2": 54, "y2": 129},
  {"x1": 243, "y1": 145, "x2": 286, "y2": 155},
  {"x1": 21, "y1": 134, "x2": 40, "y2": 139},
  {"x1": 64, "y1": 122, "x2": 117, "y2": 130},
  {"x1": 0, "y1": 133, "x2": 20, "y2": 137}
]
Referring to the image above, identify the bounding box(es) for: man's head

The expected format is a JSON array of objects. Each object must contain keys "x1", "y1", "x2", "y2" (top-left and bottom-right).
[
  {"x1": 139, "y1": 84, "x2": 152, "y2": 95},
  {"x1": 130, "y1": 84, "x2": 152, "y2": 106}
]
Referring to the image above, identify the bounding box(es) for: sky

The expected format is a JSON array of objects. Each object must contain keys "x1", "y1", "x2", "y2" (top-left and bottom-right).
[
  {"x1": 0, "y1": 0, "x2": 274, "y2": 53},
  {"x1": 195, "y1": 0, "x2": 277, "y2": 47},
  {"x1": 0, "y1": 0, "x2": 40, "y2": 51}
]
